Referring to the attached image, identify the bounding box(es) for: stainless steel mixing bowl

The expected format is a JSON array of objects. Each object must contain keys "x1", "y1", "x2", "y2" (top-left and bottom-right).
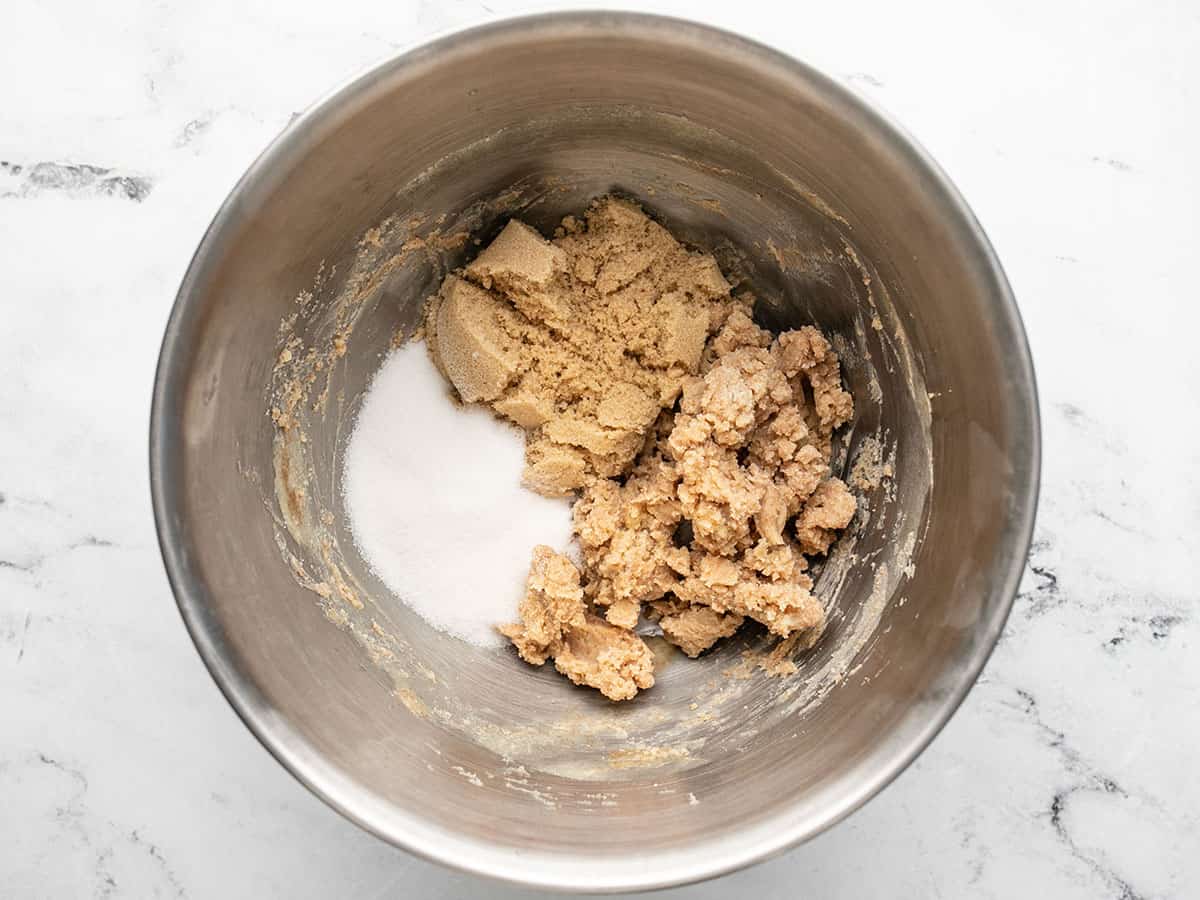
[{"x1": 151, "y1": 12, "x2": 1039, "y2": 892}]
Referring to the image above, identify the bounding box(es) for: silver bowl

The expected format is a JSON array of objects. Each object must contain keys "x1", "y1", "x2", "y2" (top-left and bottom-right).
[{"x1": 151, "y1": 12, "x2": 1039, "y2": 893}]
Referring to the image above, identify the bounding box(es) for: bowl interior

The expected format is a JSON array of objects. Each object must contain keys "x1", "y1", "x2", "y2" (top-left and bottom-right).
[{"x1": 154, "y1": 14, "x2": 1037, "y2": 890}]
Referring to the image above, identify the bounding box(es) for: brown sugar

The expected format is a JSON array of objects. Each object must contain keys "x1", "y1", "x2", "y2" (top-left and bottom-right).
[
  {"x1": 429, "y1": 198, "x2": 856, "y2": 700},
  {"x1": 427, "y1": 198, "x2": 739, "y2": 495}
]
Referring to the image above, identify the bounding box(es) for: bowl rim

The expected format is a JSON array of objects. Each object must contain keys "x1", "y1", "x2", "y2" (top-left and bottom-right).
[{"x1": 150, "y1": 10, "x2": 1041, "y2": 893}]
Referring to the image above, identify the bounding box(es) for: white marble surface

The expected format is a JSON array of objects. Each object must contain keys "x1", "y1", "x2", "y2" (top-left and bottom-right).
[{"x1": 2, "y1": 0, "x2": 1197, "y2": 896}]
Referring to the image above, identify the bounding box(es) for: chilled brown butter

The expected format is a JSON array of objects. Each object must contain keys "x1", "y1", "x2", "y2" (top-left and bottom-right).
[{"x1": 427, "y1": 197, "x2": 856, "y2": 701}]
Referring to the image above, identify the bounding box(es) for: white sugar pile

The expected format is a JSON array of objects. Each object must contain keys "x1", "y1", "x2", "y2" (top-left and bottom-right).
[{"x1": 342, "y1": 341, "x2": 574, "y2": 647}]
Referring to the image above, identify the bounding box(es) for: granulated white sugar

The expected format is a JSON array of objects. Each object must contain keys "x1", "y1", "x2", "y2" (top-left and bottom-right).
[{"x1": 342, "y1": 341, "x2": 573, "y2": 647}]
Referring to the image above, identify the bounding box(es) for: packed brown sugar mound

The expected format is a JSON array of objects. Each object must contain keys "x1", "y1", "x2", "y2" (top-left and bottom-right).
[{"x1": 427, "y1": 197, "x2": 856, "y2": 701}]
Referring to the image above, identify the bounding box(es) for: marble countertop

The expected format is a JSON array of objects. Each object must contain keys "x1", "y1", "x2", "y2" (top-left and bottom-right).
[{"x1": 3, "y1": 1, "x2": 1197, "y2": 897}]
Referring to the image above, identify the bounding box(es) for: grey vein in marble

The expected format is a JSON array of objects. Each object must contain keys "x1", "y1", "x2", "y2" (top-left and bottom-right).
[
  {"x1": 1, "y1": 160, "x2": 152, "y2": 202},
  {"x1": 1007, "y1": 691, "x2": 1146, "y2": 900}
]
